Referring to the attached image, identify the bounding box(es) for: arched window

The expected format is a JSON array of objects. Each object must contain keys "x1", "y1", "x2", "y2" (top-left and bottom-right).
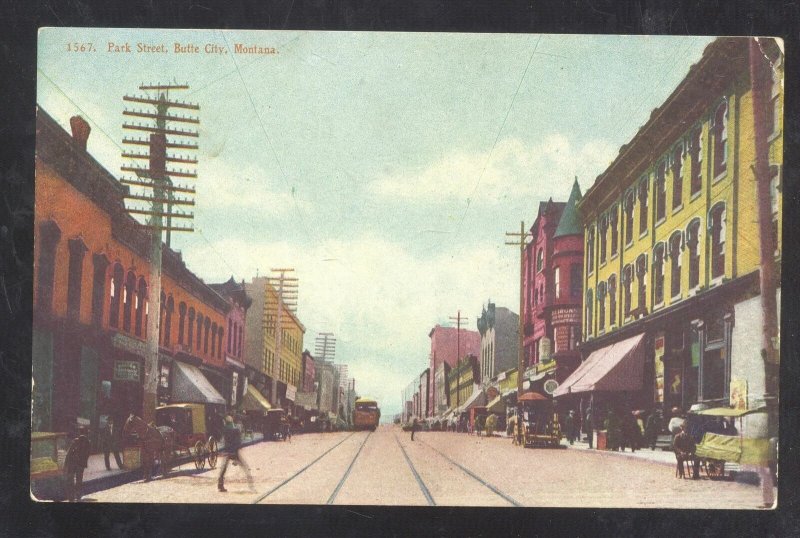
[
  {"x1": 66, "y1": 238, "x2": 87, "y2": 320},
  {"x1": 608, "y1": 274, "x2": 617, "y2": 326},
  {"x1": 178, "y1": 302, "x2": 187, "y2": 344},
  {"x1": 536, "y1": 248, "x2": 543, "y2": 273},
  {"x1": 690, "y1": 126, "x2": 703, "y2": 196},
  {"x1": 597, "y1": 281, "x2": 607, "y2": 331},
  {"x1": 238, "y1": 325, "x2": 244, "y2": 357},
  {"x1": 36, "y1": 220, "x2": 61, "y2": 313},
  {"x1": 599, "y1": 214, "x2": 608, "y2": 264},
  {"x1": 669, "y1": 232, "x2": 683, "y2": 299},
  {"x1": 672, "y1": 143, "x2": 684, "y2": 209},
  {"x1": 187, "y1": 307, "x2": 196, "y2": 350},
  {"x1": 164, "y1": 295, "x2": 174, "y2": 346},
  {"x1": 585, "y1": 289, "x2": 593, "y2": 336},
  {"x1": 227, "y1": 319, "x2": 233, "y2": 353},
  {"x1": 586, "y1": 227, "x2": 595, "y2": 274},
  {"x1": 622, "y1": 264, "x2": 633, "y2": 318},
  {"x1": 196, "y1": 313, "x2": 203, "y2": 351},
  {"x1": 570, "y1": 263, "x2": 582, "y2": 298},
  {"x1": 554, "y1": 266, "x2": 561, "y2": 299},
  {"x1": 624, "y1": 191, "x2": 635, "y2": 245},
  {"x1": 123, "y1": 271, "x2": 136, "y2": 332},
  {"x1": 609, "y1": 205, "x2": 618, "y2": 256},
  {"x1": 135, "y1": 277, "x2": 147, "y2": 336},
  {"x1": 109, "y1": 262, "x2": 124, "y2": 328},
  {"x1": 211, "y1": 322, "x2": 218, "y2": 357},
  {"x1": 204, "y1": 317, "x2": 211, "y2": 354},
  {"x1": 710, "y1": 203, "x2": 726, "y2": 279},
  {"x1": 218, "y1": 326, "x2": 225, "y2": 358},
  {"x1": 636, "y1": 254, "x2": 648, "y2": 315},
  {"x1": 638, "y1": 178, "x2": 649, "y2": 234},
  {"x1": 91, "y1": 253, "x2": 109, "y2": 327},
  {"x1": 686, "y1": 219, "x2": 702, "y2": 290},
  {"x1": 713, "y1": 100, "x2": 729, "y2": 177},
  {"x1": 655, "y1": 161, "x2": 667, "y2": 222},
  {"x1": 653, "y1": 243, "x2": 665, "y2": 305}
]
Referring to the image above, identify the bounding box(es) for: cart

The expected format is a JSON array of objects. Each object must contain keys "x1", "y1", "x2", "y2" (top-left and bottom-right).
[
  {"x1": 156, "y1": 403, "x2": 220, "y2": 469},
  {"x1": 518, "y1": 391, "x2": 563, "y2": 448},
  {"x1": 693, "y1": 406, "x2": 771, "y2": 479},
  {"x1": 30, "y1": 432, "x2": 70, "y2": 500},
  {"x1": 264, "y1": 408, "x2": 289, "y2": 441}
]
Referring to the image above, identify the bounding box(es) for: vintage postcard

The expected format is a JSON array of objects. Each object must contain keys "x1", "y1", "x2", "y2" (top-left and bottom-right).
[{"x1": 32, "y1": 28, "x2": 782, "y2": 508}]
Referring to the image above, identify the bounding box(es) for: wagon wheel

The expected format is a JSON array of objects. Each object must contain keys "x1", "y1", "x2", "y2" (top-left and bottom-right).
[
  {"x1": 206, "y1": 437, "x2": 219, "y2": 469},
  {"x1": 194, "y1": 440, "x2": 207, "y2": 469},
  {"x1": 705, "y1": 459, "x2": 725, "y2": 479}
]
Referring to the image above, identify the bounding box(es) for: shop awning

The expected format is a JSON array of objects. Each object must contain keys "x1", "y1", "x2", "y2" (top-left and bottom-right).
[
  {"x1": 486, "y1": 395, "x2": 506, "y2": 413},
  {"x1": 553, "y1": 333, "x2": 645, "y2": 397},
  {"x1": 461, "y1": 390, "x2": 486, "y2": 411},
  {"x1": 241, "y1": 384, "x2": 271, "y2": 413},
  {"x1": 171, "y1": 361, "x2": 226, "y2": 405}
]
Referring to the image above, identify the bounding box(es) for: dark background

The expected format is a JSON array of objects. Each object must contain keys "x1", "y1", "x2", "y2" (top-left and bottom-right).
[{"x1": 1, "y1": 1, "x2": 799, "y2": 536}]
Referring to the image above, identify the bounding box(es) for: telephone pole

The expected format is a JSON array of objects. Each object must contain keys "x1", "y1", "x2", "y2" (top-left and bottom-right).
[
  {"x1": 265, "y1": 268, "x2": 298, "y2": 406},
  {"x1": 120, "y1": 84, "x2": 199, "y2": 424},
  {"x1": 506, "y1": 221, "x2": 530, "y2": 446},
  {"x1": 314, "y1": 332, "x2": 336, "y2": 362},
  {"x1": 448, "y1": 310, "x2": 469, "y2": 411}
]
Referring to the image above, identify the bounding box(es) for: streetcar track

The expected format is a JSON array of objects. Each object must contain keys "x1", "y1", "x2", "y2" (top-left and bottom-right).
[
  {"x1": 417, "y1": 437, "x2": 521, "y2": 507},
  {"x1": 326, "y1": 432, "x2": 372, "y2": 504},
  {"x1": 393, "y1": 434, "x2": 436, "y2": 506},
  {"x1": 251, "y1": 432, "x2": 359, "y2": 504}
]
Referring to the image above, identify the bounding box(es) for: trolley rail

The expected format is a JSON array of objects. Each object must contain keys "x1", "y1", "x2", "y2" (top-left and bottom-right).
[{"x1": 394, "y1": 434, "x2": 436, "y2": 506}]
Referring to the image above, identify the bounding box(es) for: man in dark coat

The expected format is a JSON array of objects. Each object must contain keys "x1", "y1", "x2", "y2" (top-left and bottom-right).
[
  {"x1": 63, "y1": 426, "x2": 91, "y2": 501},
  {"x1": 99, "y1": 416, "x2": 124, "y2": 470},
  {"x1": 673, "y1": 425, "x2": 700, "y2": 479},
  {"x1": 217, "y1": 416, "x2": 254, "y2": 493},
  {"x1": 411, "y1": 418, "x2": 419, "y2": 441},
  {"x1": 563, "y1": 410, "x2": 576, "y2": 445}
]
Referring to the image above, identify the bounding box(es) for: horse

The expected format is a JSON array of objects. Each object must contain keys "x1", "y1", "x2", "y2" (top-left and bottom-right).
[{"x1": 122, "y1": 414, "x2": 176, "y2": 482}]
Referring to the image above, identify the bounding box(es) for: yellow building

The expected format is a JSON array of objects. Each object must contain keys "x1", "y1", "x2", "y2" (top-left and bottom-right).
[{"x1": 562, "y1": 38, "x2": 782, "y2": 429}]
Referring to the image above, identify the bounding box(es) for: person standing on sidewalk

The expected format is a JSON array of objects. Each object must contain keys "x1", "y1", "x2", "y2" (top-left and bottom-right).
[
  {"x1": 564, "y1": 410, "x2": 576, "y2": 445},
  {"x1": 584, "y1": 406, "x2": 594, "y2": 449},
  {"x1": 217, "y1": 416, "x2": 254, "y2": 493},
  {"x1": 63, "y1": 425, "x2": 91, "y2": 502},
  {"x1": 99, "y1": 416, "x2": 123, "y2": 470},
  {"x1": 411, "y1": 418, "x2": 419, "y2": 441}
]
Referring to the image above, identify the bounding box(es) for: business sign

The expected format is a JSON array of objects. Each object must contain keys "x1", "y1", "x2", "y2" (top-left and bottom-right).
[
  {"x1": 231, "y1": 371, "x2": 239, "y2": 405},
  {"x1": 286, "y1": 384, "x2": 297, "y2": 402},
  {"x1": 114, "y1": 360, "x2": 140, "y2": 382},
  {"x1": 543, "y1": 379, "x2": 559, "y2": 395},
  {"x1": 654, "y1": 332, "x2": 665, "y2": 403},
  {"x1": 551, "y1": 308, "x2": 580, "y2": 325},
  {"x1": 539, "y1": 337, "x2": 552, "y2": 363}
]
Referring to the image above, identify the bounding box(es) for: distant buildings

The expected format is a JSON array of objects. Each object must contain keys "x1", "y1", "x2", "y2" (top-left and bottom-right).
[{"x1": 477, "y1": 302, "x2": 519, "y2": 385}]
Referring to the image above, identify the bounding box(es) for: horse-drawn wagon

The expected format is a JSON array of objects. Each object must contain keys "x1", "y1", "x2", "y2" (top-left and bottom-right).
[{"x1": 155, "y1": 403, "x2": 220, "y2": 469}]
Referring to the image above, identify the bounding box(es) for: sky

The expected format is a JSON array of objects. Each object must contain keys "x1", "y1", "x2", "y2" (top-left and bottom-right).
[{"x1": 37, "y1": 29, "x2": 715, "y2": 417}]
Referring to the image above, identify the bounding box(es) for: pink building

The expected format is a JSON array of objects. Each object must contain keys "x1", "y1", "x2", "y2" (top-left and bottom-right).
[
  {"x1": 523, "y1": 180, "x2": 584, "y2": 386},
  {"x1": 428, "y1": 324, "x2": 480, "y2": 416}
]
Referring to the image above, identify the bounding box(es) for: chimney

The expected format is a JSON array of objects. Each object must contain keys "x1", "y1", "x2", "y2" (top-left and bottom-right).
[{"x1": 69, "y1": 115, "x2": 91, "y2": 151}]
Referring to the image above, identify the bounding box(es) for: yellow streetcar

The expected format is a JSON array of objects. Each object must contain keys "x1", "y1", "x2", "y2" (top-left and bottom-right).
[{"x1": 353, "y1": 397, "x2": 381, "y2": 431}]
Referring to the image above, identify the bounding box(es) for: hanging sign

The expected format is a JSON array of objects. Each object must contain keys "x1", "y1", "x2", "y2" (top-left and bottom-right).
[
  {"x1": 543, "y1": 379, "x2": 559, "y2": 395},
  {"x1": 114, "y1": 360, "x2": 140, "y2": 382}
]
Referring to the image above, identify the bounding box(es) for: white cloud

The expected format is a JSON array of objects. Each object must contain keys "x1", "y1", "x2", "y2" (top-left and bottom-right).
[{"x1": 368, "y1": 135, "x2": 616, "y2": 205}]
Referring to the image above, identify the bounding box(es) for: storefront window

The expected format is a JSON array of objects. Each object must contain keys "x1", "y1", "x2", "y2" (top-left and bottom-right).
[
  {"x1": 91, "y1": 253, "x2": 109, "y2": 327},
  {"x1": 701, "y1": 348, "x2": 725, "y2": 401}
]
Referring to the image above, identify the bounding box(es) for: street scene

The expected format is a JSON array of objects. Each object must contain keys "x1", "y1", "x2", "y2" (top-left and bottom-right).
[{"x1": 31, "y1": 29, "x2": 782, "y2": 508}]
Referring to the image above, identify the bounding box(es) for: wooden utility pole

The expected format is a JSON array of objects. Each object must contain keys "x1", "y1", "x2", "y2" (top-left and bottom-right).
[
  {"x1": 266, "y1": 268, "x2": 298, "y2": 406},
  {"x1": 506, "y1": 221, "x2": 530, "y2": 446},
  {"x1": 121, "y1": 84, "x2": 198, "y2": 424}
]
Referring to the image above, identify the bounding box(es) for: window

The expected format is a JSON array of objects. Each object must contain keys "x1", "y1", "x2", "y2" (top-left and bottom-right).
[
  {"x1": 122, "y1": 271, "x2": 136, "y2": 332},
  {"x1": 770, "y1": 165, "x2": 781, "y2": 255},
  {"x1": 655, "y1": 161, "x2": 666, "y2": 222},
  {"x1": 66, "y1": 238, "x2": 87, "y2": 320},
  {"x1": 188, "y1": 307, "x2": 195, "y2": 350},
  {"x1": 164, "y1": 295, "x2": 174, "y2": 346},
  {"x1": 713, "y1": 100, "x2": 729, "y2": 177},
  {"x1": 536, "y1": 248, "x2": 543, "y2": 273},
  {"x1": 669, "y1": 232, "x2": 683, "y2": 299},
  {"x1": 178, "y1": 302, "x2": 186, "y2": 344},
  {"x1": 672, "y1": 143, "x2": 684, "y2": 209},
  {"x1": 570, "y1": 264, "x2": 582, "y2": 298},
  {"x1": 36, "y1": 221, "x2": 61, "y2": 313},
  {"x1": 636, "y1": 254, "x2": 647, "y2": 315},
  {"x1": 623, "y1": 265, "x2": 633, "y2": 318},
  {"x1": 554, "y1": 266, "x2": 560, "y2": 299},
  {"x1": 109, "y1": 263, "x2": 124, "y2": 328},
  {"x1": 135, "y1": 277, "x2": 147, "y2": 337},
  {"x1": 211, "y1": 322, "x2": 217, "y2": 357},
  {"x1": 90, "y1": 254, "x2": 109, "y2": 327},
  {"x1": 638, "y1": 179, "x2": 649, "y2": 234},
  {"x1": 597, "y1": 281, "x2": 607, "y2": 331},
  {"x1": 218, "y1": 327, "x2": 224, "y2": 358},
  {"x1": 196, "y1": 313, "x2": 203, "y2": 350},
  {"x1": 204, "y1": 317, "x2": 211, "y2": 354},
  {"x1": 610, "y1": 206, "x2": 618, "y2": 256},
  {"x1": 624, "y1": 191, "x2": 635, "y2": 245},
  {"x1": 690, "y1": 127, "x2": 703, "y2": 196},
  {"x1": 653, "y1": 243, "x2": 665, "y2": 305},
  {"x1": 238, "y1": 325, "x2": 244, "y2": 357},
  {"x1": 701, "y1": 347, "x2": 725, "y2": 401},
  {"x1": 599, "y1": 215, "x2": 608, "y2": 264},
  {"x1": 585, "y1": 290, "x2": 593, "y2": 335},
  {"x1": 709, "y1": 203, "x2": 726, "y2": 279},
  {"x1": 608, "y1": 274, "x2": 617, "y2": 326},
  {"x1": 686, "y1": 219, "x2": 701, "y2": 290},
  {"x1": 569, "y1": 326, "x2": 579, "y2": 350},
  {"x1": 587, "y1": 227, "x2": 595, "y2": 274}
]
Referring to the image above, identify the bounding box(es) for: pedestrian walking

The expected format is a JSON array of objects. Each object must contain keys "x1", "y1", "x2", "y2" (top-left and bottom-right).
[
  {"x1": 99, "y1": 416, "x2": 124, "y2": 470},
  {"x1": 410, "y1": 418, "x2": 418, "y2": 441},
  {"x1": 63, "y1": 426, "x2": 91, "y2": 502},
  {"x1": 585, "y1": 406, "x2": 594, "y2": 449},
  {"x1": 217, "y1": 416, "x2": 254, "y2": 493},
  {"x1": 564, "y1": 410, "x2": 576, "y2": 445},
  {"x1": 604, "y1": 409, "x2": 621, "y2": 451},
  {"x1": 644, "y1": 409, "x2": 662, "y2": 450}
]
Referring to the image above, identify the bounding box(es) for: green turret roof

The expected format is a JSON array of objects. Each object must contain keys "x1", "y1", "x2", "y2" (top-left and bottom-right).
[{"x1": 553, "y1": 178, "x2": 583, "y2": 238}]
